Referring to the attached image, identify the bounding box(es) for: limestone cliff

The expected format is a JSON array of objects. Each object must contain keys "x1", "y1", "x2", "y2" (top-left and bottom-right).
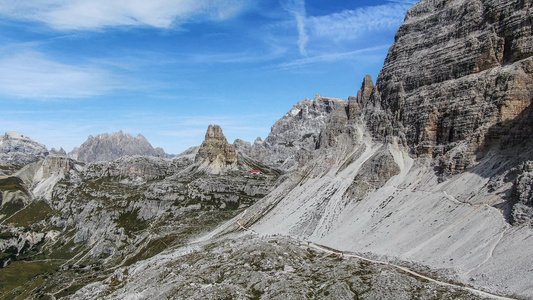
[
  {"x1": 363, "y1": 0, "x2": 533, "y2": 173},
  {"x1": 240, "y1": 95, "x2": 356, "y2": 171}
]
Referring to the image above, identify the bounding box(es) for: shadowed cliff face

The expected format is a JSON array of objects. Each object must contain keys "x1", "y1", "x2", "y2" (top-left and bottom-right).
[{"x1": 361, "y1": 0, "x2": 533, "y2": 174}]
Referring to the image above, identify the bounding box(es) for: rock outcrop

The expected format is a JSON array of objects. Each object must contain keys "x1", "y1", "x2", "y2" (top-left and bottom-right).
[
  {"x1": 69, "y1": 130, "x2": 167, "y2": 163},
  {"x1": 195, "y1": 125, "x2": 237, "y2": 173}
]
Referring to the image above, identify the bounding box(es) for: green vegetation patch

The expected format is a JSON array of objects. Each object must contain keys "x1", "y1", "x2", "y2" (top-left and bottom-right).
[
  {"x1": 0, "y1": 260, "x2": 59, "y2": 296},
  {"x1": 123, "y1": 234, "x2": 177, "y2": 266},
  {"x1": 8, "y1": 201, "x2": 53, "y2": 227},
  {"x1": 0, "y1": 177, "x2": 26, "y2": 193},
  {"x1": 0, "y1": 200, "x2": 25, "y2": 220},
  {"x1": 116, "y1": 208, "x2": 148, "y2": 234},
  {"x1": 46, "y1": 236, "x2": 86, "y2": 261}
]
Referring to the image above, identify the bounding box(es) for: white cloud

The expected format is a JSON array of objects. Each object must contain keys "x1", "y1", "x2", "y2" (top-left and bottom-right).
[
  {"x1": 0, "y1": 0, "x2": 249, "y2": 30},
  {"x1": 0, "y1": 51, "x2": 120, "y2": 98},
  {"x1": 307, "y1": 2, "x2": 415, "y2": 41},
  {"x1": 280, "y1": 0, "x2": 308, "y2": 57}
]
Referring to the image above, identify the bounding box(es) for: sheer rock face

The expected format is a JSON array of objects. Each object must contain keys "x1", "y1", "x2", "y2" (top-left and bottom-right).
[
  {"x1": 69, "y1": 130, "x2": 167, "y2": 163},
  {"x1": 362, "y1": 0, "x2": 533, "y2": 174},
  {"x1": 195, "y1": 125, "x2": 237, "y2": 170}
]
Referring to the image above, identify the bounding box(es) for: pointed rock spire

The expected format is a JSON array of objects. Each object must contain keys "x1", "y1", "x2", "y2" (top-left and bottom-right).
[{"x1": 195, "y1": 125, "x2": 237, "y2": 168}]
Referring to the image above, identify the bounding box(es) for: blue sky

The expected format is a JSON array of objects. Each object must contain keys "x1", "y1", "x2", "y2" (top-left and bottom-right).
[{"x1": 0, "y1": 0, "x2": 417, "y2": 154}]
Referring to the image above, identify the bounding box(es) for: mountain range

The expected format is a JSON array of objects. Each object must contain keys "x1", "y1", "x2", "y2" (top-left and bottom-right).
[{"x1": 1, "y1": 0, "x2": 532, "y2": 298}]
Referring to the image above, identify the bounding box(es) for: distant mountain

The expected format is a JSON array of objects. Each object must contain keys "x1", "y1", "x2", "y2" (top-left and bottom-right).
[
  {"x1": 69, "y1": 130, "x2": 168, "y2": 163},
  {"x1": 0, "y1": 132, "x2": 48, "y2": 156},
  {"x1": 0, "y1": 132, "x2": 48, "y2": 175}
]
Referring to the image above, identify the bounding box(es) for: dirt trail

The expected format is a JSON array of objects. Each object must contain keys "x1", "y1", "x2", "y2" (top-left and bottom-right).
[{"x1": 305, "y1": 241, "x2": 516, "y2": 300}]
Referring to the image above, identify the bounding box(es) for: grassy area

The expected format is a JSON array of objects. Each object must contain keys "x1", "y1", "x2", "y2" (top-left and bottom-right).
[
  {"x1": 0, "y1": 201, "x2": 25, "y2": 221},
  {"x1": 45, "y1": 236, "x2": 86, "y2": 261},
  {"x1": 116, "y1": 208, "x2": 148, "y2": 234},
  {"x1": 0, "y1": 177, "x2": 30, "y2": 220},
  {"x1": 0, "y1": 260, "x2": 59, "y2": 297},
  {"x1": 0, "y1": 177, "x2": 26, "y2": 193},
  {"x1": 122, "y1": 234, "x2": 178, "y2": 266},
  {"x1": 7, "y1": 201, "x2": 53, "y2": 227}
]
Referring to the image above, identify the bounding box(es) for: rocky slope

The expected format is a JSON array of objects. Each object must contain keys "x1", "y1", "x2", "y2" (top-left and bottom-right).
[
  {"x1": 213, "y1": 0, "x2": 533, "y2": 298},
  {"x1": 74, "y1": 235, "x2": 485, "y2": 299},
  {"x1": 0, "y1": 132, "x2": 48, "y2": 175},
  {"x1": 69, "y1": 131, "x2": 167, "y2": 163}
]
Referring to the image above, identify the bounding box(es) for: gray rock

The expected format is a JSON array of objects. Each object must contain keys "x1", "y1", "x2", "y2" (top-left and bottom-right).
[
  {"x1": 0, "y1": 132, "x2": 48, "y2": 156},
  {"x1": 195, "y1": 125, "x2": 237, "y2": 170},
  {"x1": 69, "y1": 130, "x2": 168, "y2": 163},
  {"x1": 364, "y1": 0, "x2": 533, "y2": 174},
  {"x1": 247, "y1": 95, "x2": 351, "y2": 171},
  {"x1": 0, "y1": 132, "x2": 48, "y2": 175},
  {"x1": 50, "y1": 147, "x2": 67, "y2": 156}
]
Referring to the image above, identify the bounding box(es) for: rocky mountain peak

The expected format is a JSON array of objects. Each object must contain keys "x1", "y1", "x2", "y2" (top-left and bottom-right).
[
  {"x1": 0, "y1": 132, "x2": 48, "y2": 155},
  {"x1": 50, "y1": 147, "x2": 66, "y2": 156},
  {"x1": 0, "y1": 132, "x2": 48, "y2": 175},
  {"x1": 195, "y1": 125, "x2": 237, "y2": 172},
  {"x1": 204, "y1": 124, "x2": 228, "y2": 142},
  {"x1": 69, "y1": 131, "x2": 167, "y2": 163}
]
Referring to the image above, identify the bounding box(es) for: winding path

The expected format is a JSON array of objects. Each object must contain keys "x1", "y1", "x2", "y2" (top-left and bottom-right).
[{"x1": 304, "y1": 241, "x2": 515, "y2": 300}]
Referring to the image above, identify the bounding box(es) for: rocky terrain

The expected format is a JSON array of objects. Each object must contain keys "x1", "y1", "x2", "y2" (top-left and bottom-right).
[
  {"x1": 69, "y1": 131, "x2": 167, "y2": 163},
  {"x1": 74, "y1": 235, "x2": 487, "y2": 299},
  {"x1": 0, "y1": 132, "x2": 49, "y2": 176},
  {"x1": 222, "y1": 0, "x2": 533, "y2": 298},
  {"x1": 1, "y1": 0, "x2": 532, "y2": 299},
  {"x1": 0, "y1": 128, "x2": 280, "y2": 298}
]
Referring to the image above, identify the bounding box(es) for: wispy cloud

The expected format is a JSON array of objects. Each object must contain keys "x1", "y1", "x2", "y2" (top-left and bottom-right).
[
  {"x1": 307, "y1": 2, "x2": 415, "y2": 41},
  {"x1": 280, "y1": 0, "x2": 308, "y2": 57},
  {"x1": 0, "y1": 0, "x2": 249, "y2": 30},
  {"x1": 273, "y1": 45, "x2": 391, "y2": 70},
  {"x1": 0, "y1": 51, "x2": 121, "y2": 98}
]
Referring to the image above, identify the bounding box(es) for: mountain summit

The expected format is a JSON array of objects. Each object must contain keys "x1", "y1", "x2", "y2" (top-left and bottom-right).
[{"x1": 69, "y1": 130, "x2": 167, "y2": 163}]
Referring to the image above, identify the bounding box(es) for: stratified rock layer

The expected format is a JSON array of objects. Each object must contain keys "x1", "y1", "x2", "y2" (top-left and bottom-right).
[{"x1": 365, "y1": 0, "x2": 533, "y2": 173}]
